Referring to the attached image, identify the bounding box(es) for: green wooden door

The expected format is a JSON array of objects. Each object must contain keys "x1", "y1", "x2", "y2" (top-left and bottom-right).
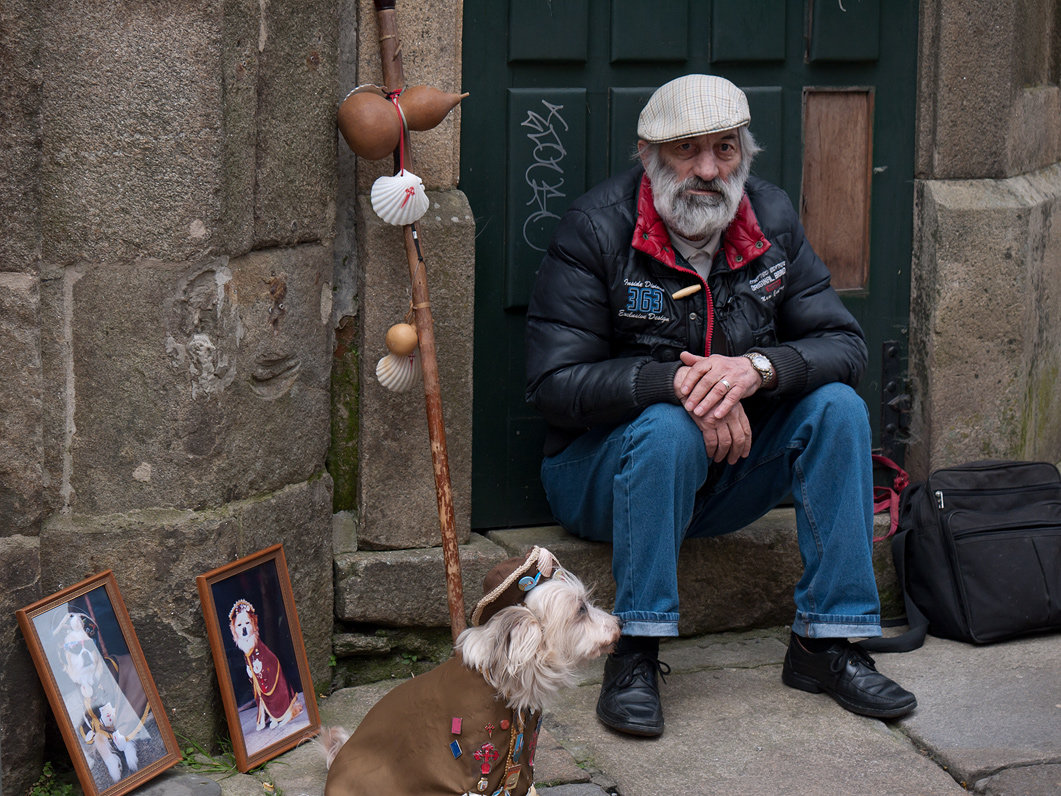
[{"x1": 460, "y1": 0, "x2": 919, "y2": 529}]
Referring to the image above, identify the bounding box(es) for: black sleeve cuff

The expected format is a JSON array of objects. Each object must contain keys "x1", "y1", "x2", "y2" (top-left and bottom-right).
[
  {"x1": 750, "y1": 345, "x2": 807, "y2": 396},
  {"x1": 634, "y1": 360, "x2": 683, "y2": 407}
]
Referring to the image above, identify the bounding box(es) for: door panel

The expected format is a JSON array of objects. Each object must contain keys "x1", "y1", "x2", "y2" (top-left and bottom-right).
[
  {"x1": 807, "y1": 0, "x2": 881, "y2": 62},
  {"x1": 610, "y1": 0, "x2": 690, "y2": 62},
  {"x1": 607, "y1": 87, "x2": 654, "y2": 174},
  {"x1": 743, "y1": 87, "x2": 785, "y2": 185},
  {"x1": 508, "y1": 0, "x2": 589, "y2": 62},
  {"x1": 712, "y1": 1, "x2": 787, "y2": 62},
  {"x1": 462, "y1": 0, "x2": 919, "y2": 529}
]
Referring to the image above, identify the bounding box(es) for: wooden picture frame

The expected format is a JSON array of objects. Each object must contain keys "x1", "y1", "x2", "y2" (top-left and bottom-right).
[
  {"x1": 16, "y1": 571, "x2": 181, "y2": 796},
  {"x1": 196, "y1": 544, "x2": 320, "y2": 771}
]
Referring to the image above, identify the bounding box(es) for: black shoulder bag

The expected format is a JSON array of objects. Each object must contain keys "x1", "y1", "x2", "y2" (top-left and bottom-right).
[{"x1": 863, "y1": 459, "x2": 1061, "y2": 653}]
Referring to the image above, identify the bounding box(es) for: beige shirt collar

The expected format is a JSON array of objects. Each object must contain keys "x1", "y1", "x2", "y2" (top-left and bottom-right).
[{"x1": 669, "y1": 228, "x2": 721, "y2": 280}]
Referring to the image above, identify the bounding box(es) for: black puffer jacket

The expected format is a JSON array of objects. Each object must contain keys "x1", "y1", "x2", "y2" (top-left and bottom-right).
[{"x1": 525, "y1": 166, "x2": 867, "y2": 456}]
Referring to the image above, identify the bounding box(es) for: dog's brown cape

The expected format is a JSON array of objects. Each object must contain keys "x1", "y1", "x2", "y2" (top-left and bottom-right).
[{"x1": 326, "y1": 652, "x2": 539, "y2": 796}]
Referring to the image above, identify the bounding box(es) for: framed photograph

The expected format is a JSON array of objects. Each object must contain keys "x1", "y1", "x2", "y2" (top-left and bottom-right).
[
  {"x1": 196, "y1": 543, "x2": 320, "y2": 771},
  {"x1": 16, "y1": 571, "x2": 181, "y2": 796}
]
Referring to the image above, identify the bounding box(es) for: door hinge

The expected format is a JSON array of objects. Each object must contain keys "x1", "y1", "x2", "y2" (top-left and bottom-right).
[{"x1": 880, "y1": 340, "x2": 911, "y2": 462}]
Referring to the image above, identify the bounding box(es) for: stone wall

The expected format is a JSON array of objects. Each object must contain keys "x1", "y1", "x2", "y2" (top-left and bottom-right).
[
  {"x1": 1, "y1": 0, "x2": 47, "y2": 785},
  {"x1": 0, "y1": 1, "x2": 339, "y2": 791},
  {"x1": 908, "y1": 0, "x2": 1061, "y2": 477},
  {"x1": 909, "y1": 167, "x2": 1061, "y2": 470}
]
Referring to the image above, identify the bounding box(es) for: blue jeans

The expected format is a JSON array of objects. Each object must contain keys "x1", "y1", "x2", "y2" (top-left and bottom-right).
[{"x1": 540, "y1": 383, "x2": 882, "y2": 639}]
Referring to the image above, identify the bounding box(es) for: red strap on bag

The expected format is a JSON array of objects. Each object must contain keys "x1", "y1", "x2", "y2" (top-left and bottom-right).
[{"x1": 872, "y1": 453, "x2": 909, "y2": 542}]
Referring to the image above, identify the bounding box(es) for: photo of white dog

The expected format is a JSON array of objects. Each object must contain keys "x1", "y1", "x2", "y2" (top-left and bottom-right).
[
  {"x1": 228, "y1": 598, "x2": 305, "y2": 735},
  {"x1": 51, "y1": 609, "x2": 150, "y2": 788},
  {"x1": 79, "y1": 701, "x2": 138, "y2": 776},
  {"x1": 321, "y1": 547, "x2": 620, "y2": 796}
]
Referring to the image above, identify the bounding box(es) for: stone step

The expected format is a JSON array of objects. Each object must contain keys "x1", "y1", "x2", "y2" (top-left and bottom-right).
[{"x1": 334, "y1": 509, "x2": 900, "y2": 635}]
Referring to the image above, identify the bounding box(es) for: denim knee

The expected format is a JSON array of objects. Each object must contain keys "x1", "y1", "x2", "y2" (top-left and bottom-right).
[
  {"x1": 797, "y1": 383, "x2": 871, "y2": 444},
  {"x1": 806, "y1": 382, "x2": 868, "y2": 417},
  {"x1": 621, "y1": 403, "x2": 706, "y2": 473}
]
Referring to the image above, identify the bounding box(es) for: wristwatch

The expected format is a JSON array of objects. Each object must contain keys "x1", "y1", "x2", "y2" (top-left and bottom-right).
[{"x1": 743, "y1": 352, "x2": 775, "y2": 386}]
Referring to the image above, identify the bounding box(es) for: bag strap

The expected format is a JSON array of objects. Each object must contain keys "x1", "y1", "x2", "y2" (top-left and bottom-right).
[
  {"x1": 860, "y1": 525, "x2": 929, "y2": 653},
  {"x1": 871, "y1": 453, "x2": 910, "y2": 542}
]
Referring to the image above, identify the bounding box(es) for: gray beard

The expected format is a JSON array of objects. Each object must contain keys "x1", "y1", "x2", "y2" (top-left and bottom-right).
[{"x1": 644, "y1": 151, "x2": 749, "y2": 240}]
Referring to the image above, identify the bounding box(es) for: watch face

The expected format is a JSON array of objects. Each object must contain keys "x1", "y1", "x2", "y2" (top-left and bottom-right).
[{"x1": 747, "y1": 353, "x2": 772, "y2": 380}]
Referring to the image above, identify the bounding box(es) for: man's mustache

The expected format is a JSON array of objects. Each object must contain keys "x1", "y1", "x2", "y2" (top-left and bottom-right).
[{"x1": 679, "y1": 176, "x2": 726, "y2": 194}]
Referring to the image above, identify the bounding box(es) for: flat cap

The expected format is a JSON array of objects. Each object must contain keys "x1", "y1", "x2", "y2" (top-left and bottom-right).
[{"x1": 638, "y1": 74, "x2": 750, "y2": 143}]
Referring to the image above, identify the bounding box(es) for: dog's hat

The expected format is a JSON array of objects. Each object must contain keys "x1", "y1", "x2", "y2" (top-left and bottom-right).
[
  {"x1": 470, "y1": 546, "x2": 557, "y2": 626},
  {"x1": 51, "y1": 607, "x2": 97, "y2": 639}
]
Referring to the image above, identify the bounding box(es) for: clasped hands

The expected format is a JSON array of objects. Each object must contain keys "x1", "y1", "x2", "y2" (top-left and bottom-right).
[{"x1": 673, "y1": 351, "x2": 761, "y2": 464}]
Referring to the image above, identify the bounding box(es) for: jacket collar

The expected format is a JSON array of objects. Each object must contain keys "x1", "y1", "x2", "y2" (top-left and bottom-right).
[{"x1": 632, "y1": 172, "x2": 771, "y2": 270}]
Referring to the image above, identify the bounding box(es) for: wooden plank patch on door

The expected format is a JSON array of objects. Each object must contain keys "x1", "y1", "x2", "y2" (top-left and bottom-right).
[{"x1": 800, "y1": 88, "x2": 874, "y2": 291}]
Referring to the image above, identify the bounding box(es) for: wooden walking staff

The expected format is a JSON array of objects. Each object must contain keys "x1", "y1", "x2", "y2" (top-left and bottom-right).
[{"x1": 372, "y1": 0, "x2": 465, "y2": 638}]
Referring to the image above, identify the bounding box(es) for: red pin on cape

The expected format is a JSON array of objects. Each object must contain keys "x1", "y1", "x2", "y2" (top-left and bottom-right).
[{"x1": 337, "y1": 0, "x2": 469, "y2": 639}]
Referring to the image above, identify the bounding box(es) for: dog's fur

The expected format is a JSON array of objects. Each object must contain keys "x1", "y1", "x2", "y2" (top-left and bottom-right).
[
  {"x1": 228, "y1": 599, "x2": 304, "y2": 731},
  {"x1": 321, "y1": 555, "x2": 619, "y2": 795},
  {"x1": 79, "y1": 702, "x2": 139, "y2": 775},
  {"x1": 456, "y1": 567, "x2": 620, "y2": 713},
  {"x1": 55, "y1": 612, "x2": 146, "y2": 784}
]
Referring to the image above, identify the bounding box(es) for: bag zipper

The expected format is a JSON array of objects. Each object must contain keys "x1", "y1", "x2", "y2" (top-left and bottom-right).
[
  {"x1": 949, "y1": 523, "x2": 1061, "y2": 541},
  {"x1": 945, "y1": 513, "x2": 1061, "y2": 540},
  {"x1": 932, "y1": 482, "x2": 1060, "y2": 512}
]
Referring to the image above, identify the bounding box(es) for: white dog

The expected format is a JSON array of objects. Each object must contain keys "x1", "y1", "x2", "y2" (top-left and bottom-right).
[
  {"x1": 228, "y1": 599, "x2": 304, "y2": 731},
  {"x1": 55, "y1": 612, "x2": 145, "y2": 784},
  {"x1": 322, "y1": 547, "x2": 620, "y2": 796},
  {"x1": 87, "y1": 702, "x2": 138, "y2": 772}
]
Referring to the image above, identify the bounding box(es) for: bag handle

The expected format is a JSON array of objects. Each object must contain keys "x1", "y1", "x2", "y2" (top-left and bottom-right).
[
  {"x1": 872, "y1": 453, "x2": 910, "y2": 542},
  {"x1": 860, "y1": 526, "x2": 929, "y2": 652}
]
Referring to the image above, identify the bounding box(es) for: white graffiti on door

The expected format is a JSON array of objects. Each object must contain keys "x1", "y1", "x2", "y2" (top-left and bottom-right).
[{"x1": 521, "y1": 100, "x2": 569, "y2": 252}]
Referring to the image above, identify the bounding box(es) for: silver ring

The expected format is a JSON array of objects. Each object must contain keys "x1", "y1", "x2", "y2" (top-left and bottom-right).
[{"x1": 720, "y1": 378, "x2": 732, "y2": 391}]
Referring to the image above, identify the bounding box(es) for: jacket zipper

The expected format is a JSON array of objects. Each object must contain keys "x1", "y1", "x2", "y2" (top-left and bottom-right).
[{"x1": 666, "y1": 258, "x2": 711, "y2": 355}]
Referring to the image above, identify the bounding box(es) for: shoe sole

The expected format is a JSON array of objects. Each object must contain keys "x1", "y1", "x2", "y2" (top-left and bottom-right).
[
  {"x1": 781, "y1": 665, "x2": 917, "y2": 720},
  {"x1": 595, "y1": 706, "x2": 664, "y2": 737}
]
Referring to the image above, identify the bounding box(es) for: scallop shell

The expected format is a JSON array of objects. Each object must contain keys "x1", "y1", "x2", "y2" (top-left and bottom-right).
[
  {"x1": 371, "y1": 171, "x2": 429, "y2": 226},
  {"x1": 376, "y1": 350, "x2": 422, "y2": 393},
  {"x1": 397, "y1": 85, "x2": 469, "y2": 131},
  {"x1": 337, "y1": 86, "x2": 401, "y2": 160}
]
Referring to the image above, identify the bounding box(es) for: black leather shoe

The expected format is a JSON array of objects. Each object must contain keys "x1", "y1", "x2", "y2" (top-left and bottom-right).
[
  {"x1": 596, "y1": 652, "x2": 670, "y2": 736},
  {"x1": 782, "y1": 634, "x2": 917, "y2": 719}
]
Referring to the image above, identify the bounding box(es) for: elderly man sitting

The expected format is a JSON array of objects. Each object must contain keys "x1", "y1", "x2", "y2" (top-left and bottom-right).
[{"x1": 524, "y1": 74, "x2": 916, "y2": 737}]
